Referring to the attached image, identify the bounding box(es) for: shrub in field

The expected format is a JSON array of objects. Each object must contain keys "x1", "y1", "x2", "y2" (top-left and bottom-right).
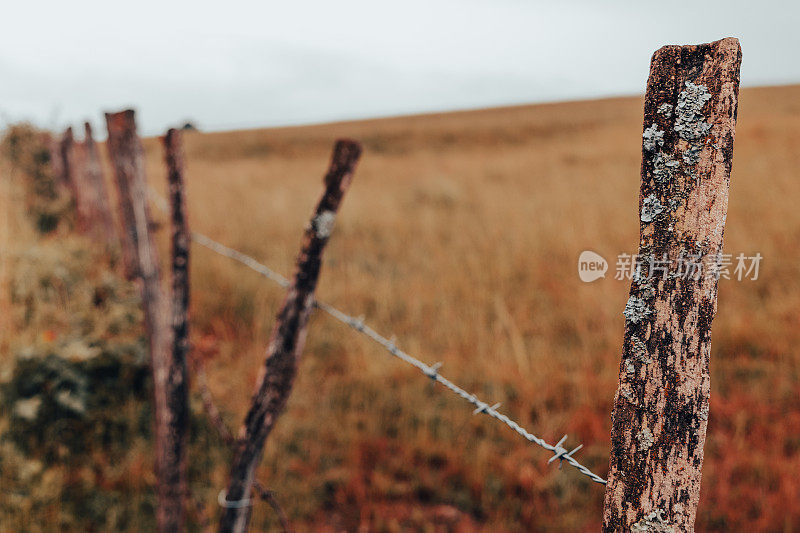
[
  {"x1": 1, "y1": 123, "x2": 71, "y2": 233},
  {"x1": 0, "y1": 233, "x2": 156, "y2": 528},
  {"x1": 0, "y1": 142, "x2": 227, "y2": 529}
]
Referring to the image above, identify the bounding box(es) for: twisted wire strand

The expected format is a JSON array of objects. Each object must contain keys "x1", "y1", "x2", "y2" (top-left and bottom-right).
[{"x1": 148, "y1": 188, "x2": 607, "y2": 485}]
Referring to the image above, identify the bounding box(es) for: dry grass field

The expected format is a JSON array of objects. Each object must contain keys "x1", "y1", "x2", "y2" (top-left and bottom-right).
[{"x1": 3, "y1": 84, "x2": 800, "y2": 531}]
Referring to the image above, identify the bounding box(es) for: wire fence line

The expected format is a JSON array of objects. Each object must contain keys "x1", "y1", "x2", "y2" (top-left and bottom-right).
[{"x1": 147, "y1": 188, "x2": 607, "y2": 485}]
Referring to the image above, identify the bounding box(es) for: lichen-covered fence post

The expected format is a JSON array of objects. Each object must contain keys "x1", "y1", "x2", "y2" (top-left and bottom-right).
[
  {"x1": 218, "y1": 139, "x2": 362, "y2": 533},
  {"x1": 105, "y1": 110, "x2": 185, "y2": 532},
  {"x1": 603, "y1": 38, "x2": 742, "y2": 532},
  {"x1": 80, "y1": 122, "x2": 117, "y2": 246}
]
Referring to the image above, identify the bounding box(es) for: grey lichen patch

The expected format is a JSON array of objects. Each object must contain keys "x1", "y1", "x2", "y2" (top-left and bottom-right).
[
  {"x1": 643, "y1": 123, "x2": 665, "y2": 152},
  {"x1": 311, "y1": 210, "x2": 337, "y2": 238},
  {"x1": 621, "y1": 386, "x2": 637, "y2": 404},
  {"x1": 631, "y1": 335, "x2": 652, "y2": 364},
  {"x1": 637, "y1": 426, "x2": 655, "y2": 451},
  {"x1": 624, "y1": 332, "x2": 651, "y2": 376},
  {"x1": 674, "y1": 81, "x2": 713, "y2": 141},
  {"x1": 652, "y1": 152, "x2": 680, "y2": 184},
  {"x1": 699, "y1": 404, "x2": 709, "y2": 421},
  {"x1": 633, "y1": 254, "x2": 653, "y2": 283},
  {"x1": 638, "y1": 283, "x2": 656, "y2": 300},
  {"x1": 682, "y1": 143, "x2": 703, "y2": 166},
  {"x1": 657, "y1": 103, "x2": 673, "y2": 118},
  {"x1": 623, "y1": 296, "x2": 652, "y2": 324},
  {"x1": 641, "y1": 194, "x2": 664, "y2": 223},
  {"x1": 631, "y1": 509, "x2": 675, "y2": 533}
]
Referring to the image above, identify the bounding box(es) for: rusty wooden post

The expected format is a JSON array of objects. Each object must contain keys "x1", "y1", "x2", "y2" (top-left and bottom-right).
[
  {"x1": 105, "y1": 110, "x2": 184, "y2": 532},
  {"x1": 164, "y1": 127, "x2": 191, "y2": 523},
  {"x1": 219, "y1": 140, "x2": 362, "y2": 533},
  {"x1": 80, "y1": 122, "x2": 116, "y2": 245},
  {"x1": 603, "y1": 38, "x2": 742, "y2": 532}
]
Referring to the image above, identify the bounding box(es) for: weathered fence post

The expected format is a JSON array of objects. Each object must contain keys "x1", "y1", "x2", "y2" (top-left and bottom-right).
[
  {"x1": 56, "y1": 127, "x2": 74, "y2": 190},
  {"x1": 80, "y1": 122, "x2": 116, "y2": 245},
  {"x1": 603, "y1": 38, "x2": 741, "y2": 532},
  {"x1": 105, "y1": 110, "x2": 185, "y2": 532},
  {"x1": 164, "y1": 127, "x2": 191, "y2": 522},
  {"x1": 219, "y1": 139, "x2": 362, "y2": 533},
  {"x1": 58, "y1": 127, "x2": 83, "y2": 220},
  {"x1": 47, "y1": 133, "x2": 64, "y2": 193},
  {"x1": 58, "y1": 126, "x2": 95, "y2": 233},
  {"x1": 105, "y1": 112, "x2": 142, "y2": 280}
]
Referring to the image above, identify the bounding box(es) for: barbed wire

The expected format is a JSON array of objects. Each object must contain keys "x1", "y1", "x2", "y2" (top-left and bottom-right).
[{"x1": 148, "y1": 188, "x2": 607, "y2": 485}]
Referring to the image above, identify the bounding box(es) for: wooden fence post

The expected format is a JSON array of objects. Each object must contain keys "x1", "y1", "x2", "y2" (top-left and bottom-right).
[
  {"x1": 218, "y1": 139, "x2": 362, "y2": 533},
  {"x1": 80, "y1": 122, "x2": 117, "y2": 245},
  {"x1": 105, "y1": 110, "x2": 185, "y2": 532},
  {"x1": 105, "y1": 112, "x2": 142, "y2": 280},
  {"x1": 47, "y1": 133, "x2": 64, "y2": 193},
  {"x1": 56, "y1": 127, "x2": 74, "y2": 190},
  {"x1": 603, "y1": 38, "x2": 742, "y2": 532},
  {"x1": 58, "y1": 127, "x2": 83, "y2": 219},
  {"x1": 58, "y1": 126, "x2": 96, "y2": 233},
  {"x1": 164, "y1": 127, "x2": 191, "y2": 523}
]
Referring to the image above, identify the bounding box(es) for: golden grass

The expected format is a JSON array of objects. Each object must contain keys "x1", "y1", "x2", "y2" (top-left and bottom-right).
[
  {"x1": 7, "y1": 85, "x2": 800, "y2": 530},
  {"x1": 140, "y1": 86, "x2": 800, "y2": 531}
]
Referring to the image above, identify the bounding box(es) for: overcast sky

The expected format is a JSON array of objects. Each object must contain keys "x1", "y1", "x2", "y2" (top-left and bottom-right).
[{"x1": 1, "y1": 0, "x2": 798, "y2": 135}]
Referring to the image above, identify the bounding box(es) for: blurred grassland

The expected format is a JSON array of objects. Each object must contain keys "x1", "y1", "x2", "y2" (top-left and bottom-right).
[{"x1": 3, "y1": 85, "x2": 800, "y2": 531}]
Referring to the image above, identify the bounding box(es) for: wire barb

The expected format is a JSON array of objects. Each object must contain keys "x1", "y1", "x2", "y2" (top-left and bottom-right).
[
  {"x1": 473, "y1": 402, "x2": 501, "y2": 415},
  {"x1": 548, "y1": 435, "x2": 584, "y2": 469},
  {"x1": 217, "y1": 490, "x2": 252, "y2": 509},
  {"x1": 424, "y1": 362, "x2": 443, "y2": 380},
  {"x1": 148, "y1": 188, "x2": 607, "y2": 485}
]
